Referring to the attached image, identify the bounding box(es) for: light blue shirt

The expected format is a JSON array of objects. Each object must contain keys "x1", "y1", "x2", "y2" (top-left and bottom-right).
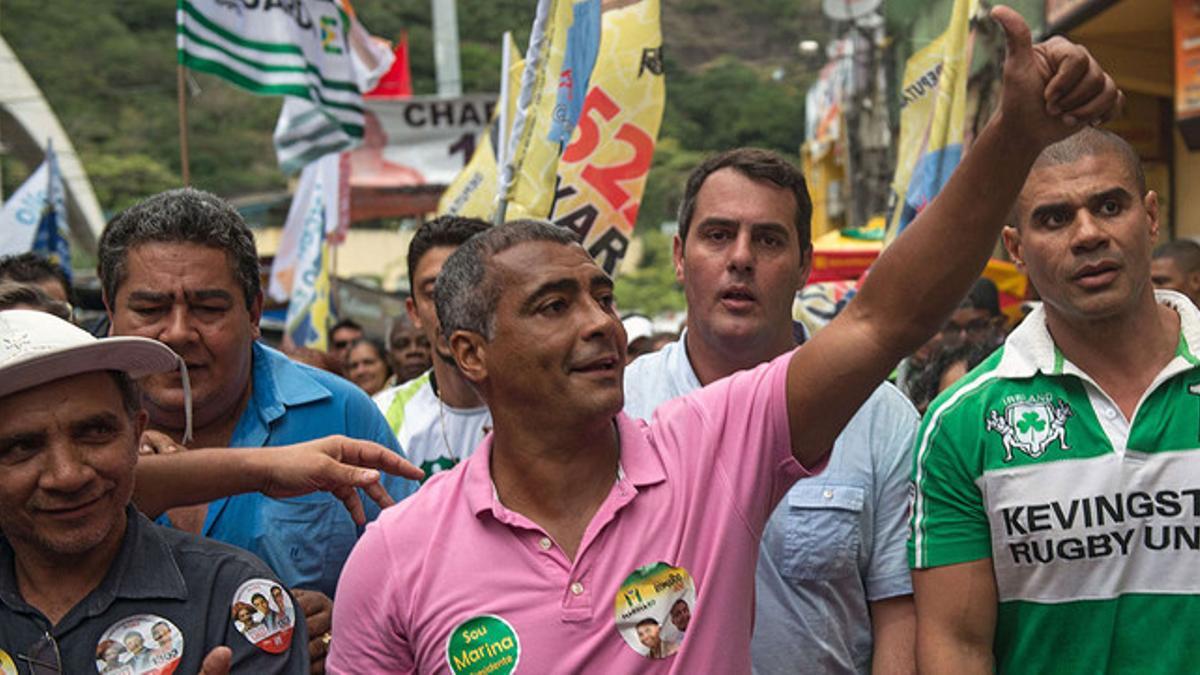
[
  {"x1": 624, "y1": 332, "x2": 917, "y2": 675},
  {"x1": 166, "y1": 342, "x2": 418, "y2": 598}
]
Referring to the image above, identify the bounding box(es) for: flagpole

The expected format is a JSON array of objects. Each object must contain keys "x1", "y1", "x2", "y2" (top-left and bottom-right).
[
  {"x1": 177, "y1": 64, "x2": 191, "y2": 186},
  {"x1": 494, "y1": 32, "x2": 514, "y2": 225}
]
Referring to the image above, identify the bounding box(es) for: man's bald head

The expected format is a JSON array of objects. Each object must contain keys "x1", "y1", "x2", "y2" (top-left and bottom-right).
[{"x1": 1011, "y1": 127, "x2": 1146, "y2": 228}]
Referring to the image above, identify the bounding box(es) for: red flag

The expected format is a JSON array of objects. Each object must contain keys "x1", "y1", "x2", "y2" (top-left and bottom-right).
[{"x1": 366, "y1": 32, "x2": 412, "y2": 98}]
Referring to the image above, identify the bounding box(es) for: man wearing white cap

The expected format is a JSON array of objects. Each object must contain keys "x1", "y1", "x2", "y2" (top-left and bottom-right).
[{"x1": 0, "y1": 309, "x2": 309, "y2": 673}]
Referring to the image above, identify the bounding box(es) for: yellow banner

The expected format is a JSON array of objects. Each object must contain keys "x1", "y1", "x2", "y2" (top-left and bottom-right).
[
  {"x1": 549, "y1": 0, "x2": 663, "y2": 275},
  {"x1": 438, "y1": 0, "x2": 664, "y2": 277},
  {"x1": 885, "y1": 0, "x2": 976, "y2": 243},
  {"x1": 501, "y1": 0, "x2": 578, "y2": 220},
  {"x1": 438, "y1": 40, "x2": 523, "y2": 219}
]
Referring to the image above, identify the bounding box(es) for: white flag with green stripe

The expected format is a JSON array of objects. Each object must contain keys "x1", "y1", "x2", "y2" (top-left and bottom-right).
[{"x1": 177, "y1": 0, "x2": 366, "y2": 159}]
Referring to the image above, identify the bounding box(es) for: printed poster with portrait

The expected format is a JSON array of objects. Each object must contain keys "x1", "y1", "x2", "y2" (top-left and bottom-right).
[
  {"x1": 613, "y1": 562, "x2": 696, "y2": 660},
  {"x1": 94, "y1": 614, "x2": 183, "y2": 674},
  {"x1": 230, "y1": 579, "x2": 295, "y2": 654}
]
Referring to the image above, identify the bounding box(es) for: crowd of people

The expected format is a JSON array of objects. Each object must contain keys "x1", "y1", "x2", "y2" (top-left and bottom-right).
[{"x1": 0, "y1": 9, "x2": 1193, "y2": 674}]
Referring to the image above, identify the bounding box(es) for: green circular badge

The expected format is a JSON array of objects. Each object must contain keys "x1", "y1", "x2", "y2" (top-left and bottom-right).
[{"x1": 445, "y1": 614, "x2": 520, "y2": 675}]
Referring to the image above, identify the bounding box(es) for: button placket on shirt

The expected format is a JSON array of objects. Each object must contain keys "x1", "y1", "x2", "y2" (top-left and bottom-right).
[
  {"x1": 559, "y1": 563, "x2": 594, "y2": 622},
  {"x1": 557, "y1": 476, "x2": 641, "y2": 624},
  {"x1": 527, "y1": 530, "x2": 595, "y2": 622}
]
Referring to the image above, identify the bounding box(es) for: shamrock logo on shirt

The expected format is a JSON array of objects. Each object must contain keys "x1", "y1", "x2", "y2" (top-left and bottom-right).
[
  {"x1": 986, "y1": 399, "x2": 1072, "y2": 462},
  {"x1": 1017, "y1": 411, "x2": 1045, "y2": 434}
]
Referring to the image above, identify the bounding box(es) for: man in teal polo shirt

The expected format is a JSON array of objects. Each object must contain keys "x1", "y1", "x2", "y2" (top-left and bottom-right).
[
  {"x1": 99, "y1": 188, "x2": 417, "y2": 670},
  {"x1": 910, "y1": 127, "x2": 1200, "y2": 673}
]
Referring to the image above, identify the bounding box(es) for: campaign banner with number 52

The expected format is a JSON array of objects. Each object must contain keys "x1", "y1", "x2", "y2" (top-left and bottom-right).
[
  {"x1": 549, "y1": 0, "x2": 664, "y2": 275},
  {"x1": 438, "y1": 0, "x2": 663, "y2": 276}
]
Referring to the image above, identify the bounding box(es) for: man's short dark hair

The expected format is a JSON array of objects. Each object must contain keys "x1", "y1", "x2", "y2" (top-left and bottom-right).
[
  {"x1": 407, "y1": 215, "x2": 492, "y2": 295},
  {"x1": 1032, "y1": 127, "x2": 1146, "y2": 195},
  {"x1": 1154, "y1": 239, "x2": 1200, "y2": 274},
  {"x1": 677, "y1": 148, "x2": 813, "y2": 252},
  {"x1": 435, "y1": 220, "x2": 578, "y2": 340},
  {"x1": 636, "y1": 618, "x2": 659, "y2": 629},
  {"x1": 0, "y1": 252, "x2": 70, "y2": 302},
  {"x1": 0, "y1": 282, "x2": 72, "y2": 320},
  {"x1": 98, "y1": 188, "x2": 260, "y2": 310},
  {"x1": 328, "y1": 318, "x2": 363, "y2": 343}
]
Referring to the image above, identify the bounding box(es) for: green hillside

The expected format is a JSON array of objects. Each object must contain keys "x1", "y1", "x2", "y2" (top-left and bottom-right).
[{"x1": 1, "y1": 0, "x2": 827, "y2": 230}]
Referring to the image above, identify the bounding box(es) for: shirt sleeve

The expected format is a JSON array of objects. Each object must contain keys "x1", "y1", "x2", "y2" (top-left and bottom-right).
[
  {"x1": 655, "y1": 349, "x2": 809, "y2": 535},
  {"x1": 908, "y1": 397, "x2": 992, "y2": 569},
  {"x1": 327, "y1": 518, "x2": 415, "y2": 674},
  {"x1": 864, "y1": 385, "x2": 919, "y2": 601}
]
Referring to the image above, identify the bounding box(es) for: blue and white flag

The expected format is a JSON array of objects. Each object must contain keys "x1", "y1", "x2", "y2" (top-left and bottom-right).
[
  {"x1": 0, "y1": 142, "x2": 70, "y2": 278},
  {"x1": 547, "y1": 0, "x2": 601, "y2": 145},
  {"x1": 279, "y1": 153, "x2": 345, "y2": 350}
]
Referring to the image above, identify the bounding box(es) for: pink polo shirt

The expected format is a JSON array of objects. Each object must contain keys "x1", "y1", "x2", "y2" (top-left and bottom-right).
[{"x1": 328, "y1": 350, "x2": 814, "y2": 673}]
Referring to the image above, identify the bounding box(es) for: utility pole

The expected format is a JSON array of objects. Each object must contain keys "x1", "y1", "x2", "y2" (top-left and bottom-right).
[{"x1": 431, "y1": 0, "x2": 463, "y2": 96}]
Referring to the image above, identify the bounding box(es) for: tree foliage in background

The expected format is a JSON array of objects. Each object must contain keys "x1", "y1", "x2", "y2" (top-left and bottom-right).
[
  {"x1": 3, "y1": 0, "x2": 827, "y2": 314},
  {"x1": 614, "y1": 229, "x2": 686, "y2": 316}
]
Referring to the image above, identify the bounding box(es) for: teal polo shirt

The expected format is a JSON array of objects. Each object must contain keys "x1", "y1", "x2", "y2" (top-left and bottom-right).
[{"x1": 168, "y1": 342, "x2": 417, "y2": 597}]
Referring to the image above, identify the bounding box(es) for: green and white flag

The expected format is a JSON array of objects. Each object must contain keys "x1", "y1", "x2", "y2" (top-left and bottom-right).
[
  {"x1": 176, "y1": 0, "x2": 366, "y2": 151},
  {"x1": 274, "y1": 6, "x2": 395, "y2": 174}
]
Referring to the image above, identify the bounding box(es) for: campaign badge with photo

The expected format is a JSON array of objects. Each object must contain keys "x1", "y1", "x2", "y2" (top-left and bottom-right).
[
  {"x1": 230, "y1": 578, "x2": 295, "y2": 654},
  {"x1": 613, "y1": 562, "x2": 696, "y2": 660},
  {"x1": 0, "y1": 649, "x2": 16, "y2": 675},
  {"x1": 94, "y1": 614, "x2": 183, "y2": 675}
]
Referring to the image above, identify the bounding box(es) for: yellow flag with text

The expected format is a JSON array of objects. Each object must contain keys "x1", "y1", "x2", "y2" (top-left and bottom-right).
[
  {"x1": 501, "y1": 0, "x2": 600, "y2": 220},
  {"x1": 885, "y1": 0, "x2": 977, "y2": 244},
  {"x1": 550, "y1": 0, "x2": 663, "y2": 275},
  {"x1": 438, "y1": 40, "x2": 523, "y2": 219},
  {"x1": 439, "y1": 0, "x2": 665, "y2": 277}
]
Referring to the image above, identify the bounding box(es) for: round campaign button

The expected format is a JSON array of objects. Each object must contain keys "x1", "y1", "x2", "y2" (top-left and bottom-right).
[
  {"x1": 445, "y1": 614, "x2": 520, "y2": 675},
  {"x1": 613, "y1": 562, "x2": 696, "y2": 660},
  {"x1": 95, "y1": 614, "x2": 183, "y2": 674},
  {"x1": 230, "y1": 578, "x2": 295, "y2": 654},
  {"x1": 0, "y1": 649, "x2": 16, "y2": 675}
]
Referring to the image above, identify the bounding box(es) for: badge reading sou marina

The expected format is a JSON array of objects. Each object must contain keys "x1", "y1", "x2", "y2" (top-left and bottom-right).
[{"x1": 445, "y1": 614, "x2": 520, "y2": 675}]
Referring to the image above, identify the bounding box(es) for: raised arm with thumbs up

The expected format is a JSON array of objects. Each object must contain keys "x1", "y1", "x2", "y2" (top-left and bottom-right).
[{"x1": 782, "y1": 6, "x2": 1123, "y2": 468}]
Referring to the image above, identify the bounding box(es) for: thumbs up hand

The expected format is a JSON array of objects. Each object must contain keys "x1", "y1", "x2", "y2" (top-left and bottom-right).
[{"x1": 992, "y1": 5, "x2": 1123, "y2": 148}]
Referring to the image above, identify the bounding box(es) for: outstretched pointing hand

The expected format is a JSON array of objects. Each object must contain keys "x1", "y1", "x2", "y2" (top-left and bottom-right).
[{"x1": 992, "y1": 5, "x2": 1122, "y2": 148}]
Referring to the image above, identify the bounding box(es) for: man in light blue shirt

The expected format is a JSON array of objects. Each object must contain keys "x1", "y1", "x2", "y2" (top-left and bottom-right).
[
  {"x1": 624, "y1": 148, "x2": 917, "y2": 674},
  {"x1": 99, "y1": 188, "x2": 417, "y2": 669}
]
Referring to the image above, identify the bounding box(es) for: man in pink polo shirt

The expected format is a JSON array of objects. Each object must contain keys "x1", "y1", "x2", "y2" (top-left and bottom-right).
[{"x1": 327, "y1": 10, "x2": 1122, "y2": 673}]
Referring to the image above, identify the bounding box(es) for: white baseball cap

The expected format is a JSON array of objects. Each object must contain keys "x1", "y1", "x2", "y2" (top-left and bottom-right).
[
  {"x1": 622, "y1": 314, "x2": 655, "y2": 343},
  {"x1": 0, "y1": 309, "x2": 192, "y2": 441}
]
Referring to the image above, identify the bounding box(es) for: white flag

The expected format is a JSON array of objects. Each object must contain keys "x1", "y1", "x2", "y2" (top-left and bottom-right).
[
  {"x1": 269, "y1": 152, "x2": 347, "y2": 303},
  {"x1": 0, "y1": 155, "x2": 52, "y2": 256}
]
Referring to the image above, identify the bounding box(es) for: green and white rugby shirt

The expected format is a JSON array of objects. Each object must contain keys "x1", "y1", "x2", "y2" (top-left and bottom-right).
[
  {"x1": 373, "y1": 371, "x2": 491, "y2": 484},
  {"x1": 910, "y1": 291, "x2": 1200, "y2": 673}
]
